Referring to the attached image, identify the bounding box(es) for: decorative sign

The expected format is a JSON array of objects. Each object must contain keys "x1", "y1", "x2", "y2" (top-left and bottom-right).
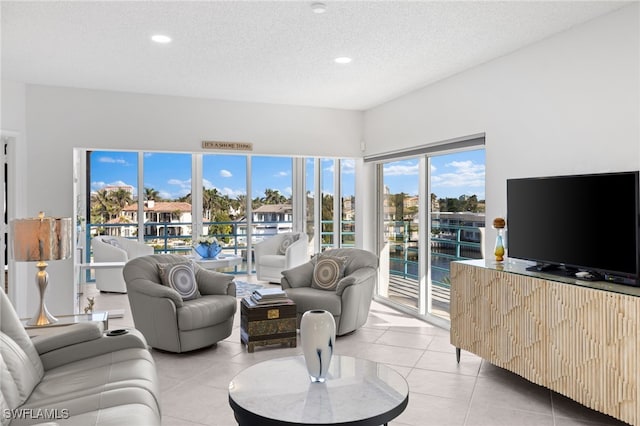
[{"x1": 202, "y1": 141, "x2": 253, "y2": 151}]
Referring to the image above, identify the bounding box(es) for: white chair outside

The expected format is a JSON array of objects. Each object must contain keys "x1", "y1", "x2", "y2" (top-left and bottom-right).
[
  {"x1": 254, "y1": 232, "x2": 308, "y2": 283},
  {"x1": 91, "y1": 236, "x2": 154, "y2": 293}
]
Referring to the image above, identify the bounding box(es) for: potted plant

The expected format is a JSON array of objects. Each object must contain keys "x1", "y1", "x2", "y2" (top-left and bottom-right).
[{"x1": 193, "y1": 236, "x2": 221, "y2": 259}]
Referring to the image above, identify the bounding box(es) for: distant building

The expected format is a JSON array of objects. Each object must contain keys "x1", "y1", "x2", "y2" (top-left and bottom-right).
[
  {"x1": 251, "y1": 204, "x2": 293, "y2": 235},
  {"x1": 122, "y1": 200, "x2": 192, "y2": 236},
  {"x1": 404, "y1": 196, "x2": 418, "y2": 211},
  {"x1": 432, "y1": 211, "x2": 485, "y2": 243},
  {"x1": 235, "y1": 203, "x2": 293, "y2": 243},
  {"x1": 99, "y1": 184, "x2": 134, "y2": 195}
]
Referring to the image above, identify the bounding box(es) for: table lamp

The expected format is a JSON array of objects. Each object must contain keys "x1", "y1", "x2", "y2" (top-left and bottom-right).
[{"x1": 11, "y1": 212, "x2": 72, "y2": 326}]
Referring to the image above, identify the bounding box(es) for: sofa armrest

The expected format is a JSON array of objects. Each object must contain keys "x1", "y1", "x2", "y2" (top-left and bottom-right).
[
  {"x1": 38, "y1": 328, "x2": 150, "y2": 371},
  {"x1": 195, "y1": 267, "x2": 236, "y2": 296},
  {"x1": 335, "y1": 267, "x2": 376, "y2": 296},
  {"x1": 32, "y1": 322, "x2": 104, "y2": 355},
  {"x1": 127, "y1": 278, "x2": 184, "y2": 307},
  {"x1": 281, "y1": 261, "x2": 314, "y2": 289}
]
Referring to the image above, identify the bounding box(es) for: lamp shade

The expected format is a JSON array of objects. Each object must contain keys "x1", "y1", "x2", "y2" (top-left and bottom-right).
[{"x1": 11, "y1": 213, "x2": 72, "y2": 262}]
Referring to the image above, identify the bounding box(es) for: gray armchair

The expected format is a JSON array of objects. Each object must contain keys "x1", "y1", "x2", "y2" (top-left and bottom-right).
[
  {"x1": 123, "y1": 254, "x2": 237, "y2": 353},
  {"x1": 281, "y1": 248, "x2": 378, "y2": 336}
]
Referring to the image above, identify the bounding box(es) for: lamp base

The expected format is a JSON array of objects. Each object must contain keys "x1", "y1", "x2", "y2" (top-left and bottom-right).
[
  {"x1": 26, "y1": 262, "x2": 58, "y2": 327},
  {"x1": 26, "y1": 307, "x2": 58, "y2": 327}
]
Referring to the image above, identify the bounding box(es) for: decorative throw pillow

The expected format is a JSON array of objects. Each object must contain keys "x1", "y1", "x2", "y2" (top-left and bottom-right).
[
  {"x1": 311, "y1": 255, "x2": 348, "y2": 291},
  {"x1": 157, "y1": 262, "x2": 200, "y2": 301},
  {"x1": 278, "y1": 234, "x2": 299, "y2": 255}
]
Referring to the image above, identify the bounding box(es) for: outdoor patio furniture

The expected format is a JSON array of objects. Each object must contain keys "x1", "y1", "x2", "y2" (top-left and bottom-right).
[
  {"x1": 254, "y1": 232, "x2": 308, "y2": 283},
  {"x1": 92, "y1": 236, "x2": 154, "y2": 293}
]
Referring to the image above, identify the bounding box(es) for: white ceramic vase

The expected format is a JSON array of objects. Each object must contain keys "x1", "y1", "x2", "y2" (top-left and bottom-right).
[{"x1": 300, "y1": 309, "x2": 336, "y2": 383}]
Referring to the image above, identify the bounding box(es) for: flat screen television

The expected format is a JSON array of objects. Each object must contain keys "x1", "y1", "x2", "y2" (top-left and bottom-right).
[{"x1": 506, "y1": 171, "x2": 640, "y2": 286}]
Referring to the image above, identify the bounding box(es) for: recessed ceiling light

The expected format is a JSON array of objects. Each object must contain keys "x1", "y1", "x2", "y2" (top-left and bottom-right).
[
  {"x1": 334, "y1": 57, "x2": 352, "y2": 64},
  {"x1": 311, "y1": 3, "x2": 327, "y2": 14},
  {"x1": 151, "y1": 34, "x2": 172, "y2": 44}
]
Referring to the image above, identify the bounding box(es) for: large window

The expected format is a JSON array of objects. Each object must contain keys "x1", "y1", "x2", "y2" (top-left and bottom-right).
[
  {"x1": 142, "y1": 153, "x2": 192, "y2": 254},
  {"x1": 84, "y1": 151, "x2": 354, "y2": 274},
  {"x1": 321, "y1": 158, "x2": 335, "y2": 250},
  {"x1": 251, "y1": 156, "x2": 293, "y2": 239},
  {"x1": 88, "y1": 151, "x2": 139, "y2": 244},
  {"x1": 305, "y1": 158, "x2": 316, "y2": 251},
  {"x1": 203, "y1": 154, "x2": 247, "y2": 272},
  {"x1": 340, "y1": 159, "x2": 355, "y2": 247}
]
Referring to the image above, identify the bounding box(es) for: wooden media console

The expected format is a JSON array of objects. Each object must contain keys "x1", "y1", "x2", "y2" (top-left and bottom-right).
[{"x1": 450, "y1": 259, "x2": 640, "y2": 425}]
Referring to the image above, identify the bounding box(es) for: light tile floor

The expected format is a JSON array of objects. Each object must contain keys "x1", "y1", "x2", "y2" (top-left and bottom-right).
[{"x1": 85, "y1": 279, "x2": 629, "y2": 426}]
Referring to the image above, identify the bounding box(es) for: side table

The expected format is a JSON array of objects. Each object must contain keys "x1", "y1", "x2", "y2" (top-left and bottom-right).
[
  {"x1": 22, "y1": 311, "x2": 109, "y2": 331},
  {"x1": 190, "y1": 254, "x2": 243, "y2": 270},
  {"x1": 240, "y1": 297, "x2": 296, "y2": 352}
]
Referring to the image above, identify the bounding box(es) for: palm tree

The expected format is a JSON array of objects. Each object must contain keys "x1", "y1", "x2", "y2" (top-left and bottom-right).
[
  {"x1": 252, "y1": 195, "x2": 263, "y2": 210},
  {"x1": 144, "y1": 187, "x2": 161, "y2": 201},
  {"x1": 263, "y1": 188, "x2": 287, "y2": 205},
  {"x1": 233, "y1": 194, "x2": 247, "y2": 219},
  {"x1": 91, "y1": 189, "x2": 111, "y2": 223},
  {"x1": 204, "y1": 188, "x2": 223, "y2": 220},
  {"x1": 110, "y1": 189, "x2": 133, "y2": 212}
]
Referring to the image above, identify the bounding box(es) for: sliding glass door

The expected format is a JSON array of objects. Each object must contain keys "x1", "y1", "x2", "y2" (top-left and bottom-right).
[
  {"x1": 428, "y1": 150, "x2": 485, "y2": 320},
  {"x1": 380, "y1": 158, "x2": 421, "y2": 308},
  {"x1": 376, "y1": 147, "x2": 485, "y2": 322}
]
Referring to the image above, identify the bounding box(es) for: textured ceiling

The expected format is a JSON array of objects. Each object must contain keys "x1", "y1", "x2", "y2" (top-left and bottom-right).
[{"x1": 1, "y1": 1, "x2": 631, "y2": 110}]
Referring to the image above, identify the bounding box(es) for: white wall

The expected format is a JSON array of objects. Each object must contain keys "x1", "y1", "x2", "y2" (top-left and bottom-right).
[
  {"x1": 363, "y1": 4, "x2": 640, "y2": 256},
  {"x1": 26, "y1": 86, "x2": 364, "y2": 156}
]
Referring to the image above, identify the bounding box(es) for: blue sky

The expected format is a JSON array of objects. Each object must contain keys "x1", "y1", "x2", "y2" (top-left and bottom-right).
[
  {"x1": 90, "y1": 149, "x2": 484, "y2": 201},
  {"x1": 383, "y1": 149, "x2": 486, "y2": 199}
]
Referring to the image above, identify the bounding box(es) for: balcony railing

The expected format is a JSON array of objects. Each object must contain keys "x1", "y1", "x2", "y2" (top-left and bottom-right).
[
  {"x1": 85, "y1": 220, "x2": 289, "y2": 257},
  {"x1": 320, "y1": 219, "x2": 355, "y2": 250},
  {"x1": 83, "y1": 219, "x2": 356, "y2": 282},
  {"x1": 386, "y1": 222, "x2": 483, "y2": 309}
]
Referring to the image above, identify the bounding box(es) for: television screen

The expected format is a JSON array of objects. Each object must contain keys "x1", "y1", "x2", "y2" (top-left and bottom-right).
[{"x1": 506, "y1": 171, "x2": 640, "y2": 285}]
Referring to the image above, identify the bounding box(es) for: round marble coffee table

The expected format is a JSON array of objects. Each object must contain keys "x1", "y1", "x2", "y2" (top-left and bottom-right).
[{"x1": 228, "y1": 355, "x2": 409, "y2": 425}]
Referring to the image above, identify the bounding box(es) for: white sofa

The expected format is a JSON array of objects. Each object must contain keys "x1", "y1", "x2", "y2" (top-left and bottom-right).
[
  {"x1": 91, "y1": 236, "x2": 154, "y2": 293},
  {"x1": 254, "y1": 232, "x2": 308, "y2": 283},
  {"x1": 0, "y1": 290, "x2": 161, "y2": 425}
]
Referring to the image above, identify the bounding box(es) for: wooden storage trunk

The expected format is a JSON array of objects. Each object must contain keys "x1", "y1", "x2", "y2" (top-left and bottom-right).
[{"x1": 240, "y1": 297, "x2": 297, "y2": 353}]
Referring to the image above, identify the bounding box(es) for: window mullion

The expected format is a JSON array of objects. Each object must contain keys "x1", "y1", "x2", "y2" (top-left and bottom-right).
[
  {"x1": 334, "y1": 159, "x2": 341, "y2": 247},
  {"x1": 137, "y1": 153, "x2": 144, "y2": 243},
  {"x1": 314, "y1": 158, "x2": 321, "y2": 252},
  {"x1": 192, "y1": 154, "x2": 203, "y2": 240}
]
